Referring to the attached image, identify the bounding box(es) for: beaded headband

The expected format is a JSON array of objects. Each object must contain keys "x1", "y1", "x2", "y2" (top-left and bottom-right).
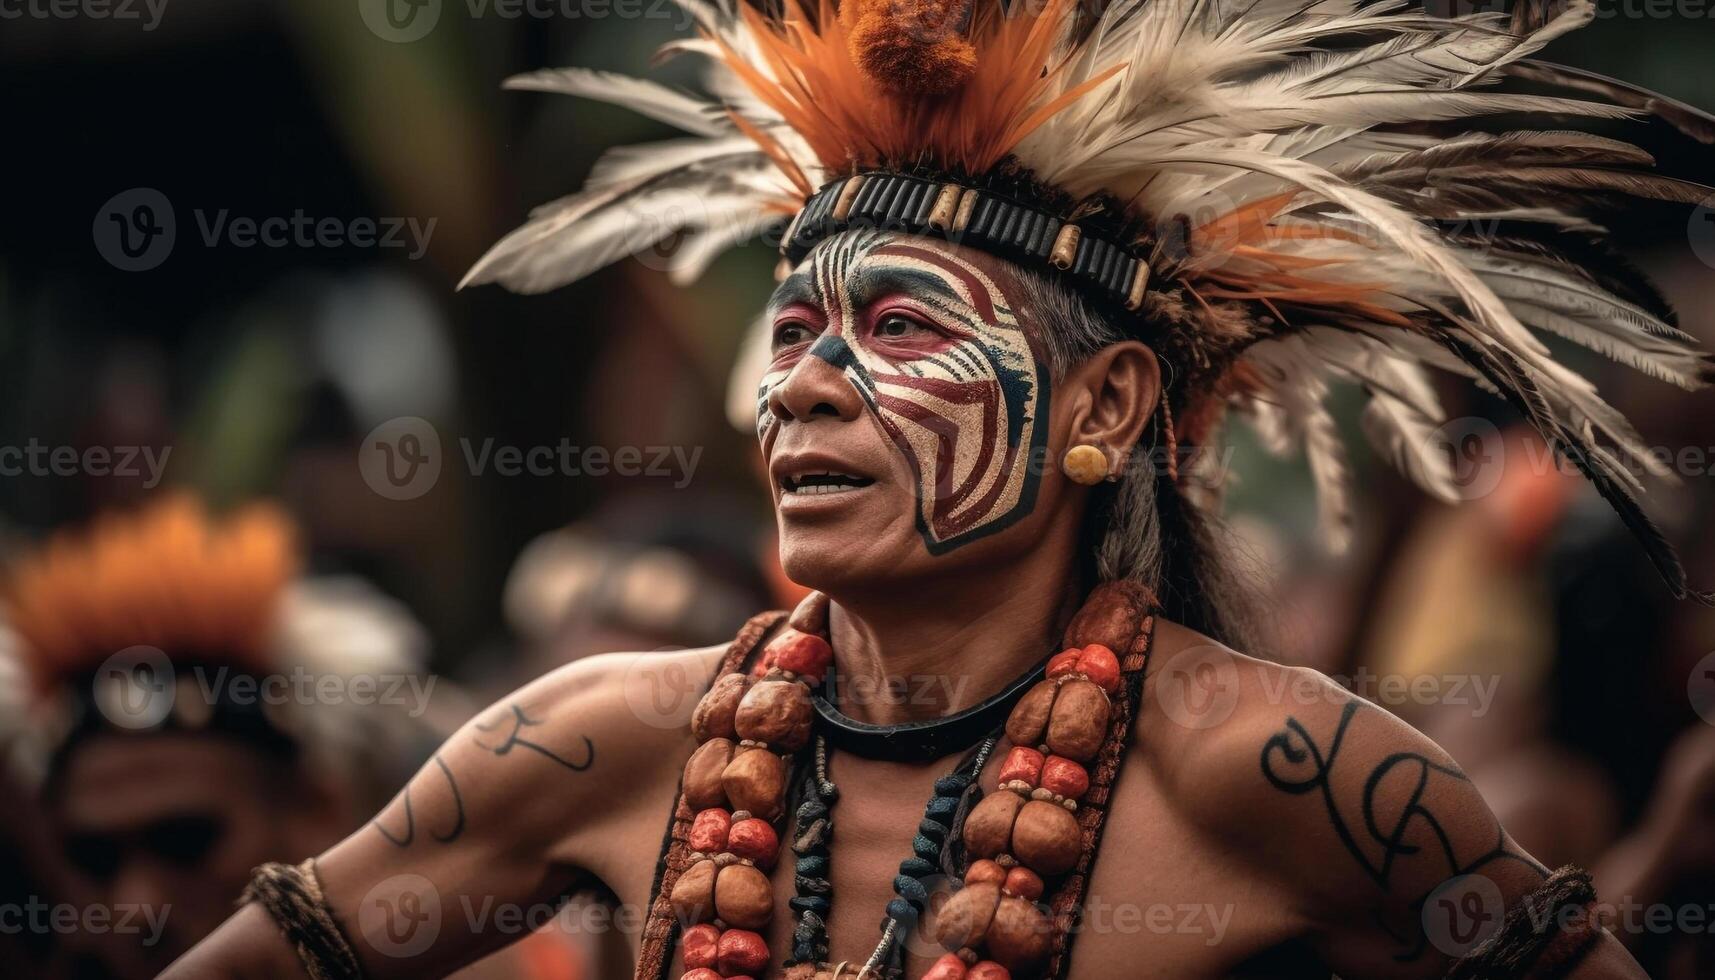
[{"x1": 782, "y1": 173, "x2": 1152, "y2": 315}]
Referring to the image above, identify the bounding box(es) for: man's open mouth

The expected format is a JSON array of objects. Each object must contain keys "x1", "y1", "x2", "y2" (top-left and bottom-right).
[{"x1": 779, "y1": 472, "x2": 876, "y2": 496}]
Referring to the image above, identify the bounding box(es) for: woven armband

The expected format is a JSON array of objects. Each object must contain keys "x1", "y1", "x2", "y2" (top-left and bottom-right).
[
  {"x1": 1445, "y1": 865, "x2": 1604, "y2": 980},
  {"x1": 242, "y1": 859, "x2": 364, "y2": 980}
]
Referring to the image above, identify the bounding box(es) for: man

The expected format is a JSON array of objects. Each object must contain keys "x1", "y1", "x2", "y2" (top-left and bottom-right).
[
  {"x1": 169, "y1": 0, "x2": 1710, "y2": 977},
  {"x1": 2, "y1": 498, "x2": 434, "y2": 977}
]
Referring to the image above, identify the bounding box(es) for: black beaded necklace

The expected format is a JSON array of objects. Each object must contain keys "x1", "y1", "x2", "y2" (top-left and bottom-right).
[{"x1": 786, "y1": 732, "x2": 1000, "y2": 978}]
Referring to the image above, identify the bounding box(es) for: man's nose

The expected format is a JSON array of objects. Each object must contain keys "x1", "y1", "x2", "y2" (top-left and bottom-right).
[
  {"x1": 108, "y1": 858, "x2": 173, "y2": 923},
  {"x1": 767, "y1": 342, "x2": 864, "y2": 424}
]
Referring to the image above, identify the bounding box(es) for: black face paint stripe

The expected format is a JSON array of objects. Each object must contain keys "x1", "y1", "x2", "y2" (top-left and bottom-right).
[
  {"x1": 807, "y1": 332, "x2": 857, "y2": 372},
  {"x1": 848, "y1": 267, "x2": 966, "y2": 311},
  {"x1": 945, "y1": 345, "x2": 986, "y2": 378},
  {"x1": 767, "y1": 272, "x2": 820, "y2": 315},
  {"x1": 923, "y1": 353, "x2": 972, "y2": 381}
]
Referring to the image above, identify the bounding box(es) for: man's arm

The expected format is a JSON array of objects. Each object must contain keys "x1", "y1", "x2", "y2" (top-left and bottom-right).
[
  {"x1": 163, "y1": 646, "x2": 724, "y2": 979},
  {"x1": 1156, "y1": 641, "x2": 1646, "y2": 979}
]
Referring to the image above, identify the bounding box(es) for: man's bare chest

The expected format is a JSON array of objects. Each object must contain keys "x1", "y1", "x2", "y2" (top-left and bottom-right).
[{"x1": 648, "y1": 750, "x2": 1308, "y2": 979}]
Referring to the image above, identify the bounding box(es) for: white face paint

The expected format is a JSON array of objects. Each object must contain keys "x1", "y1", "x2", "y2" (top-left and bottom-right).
[{"x1": 758, "y1": 231, "x2": 1050, "y2": 553}]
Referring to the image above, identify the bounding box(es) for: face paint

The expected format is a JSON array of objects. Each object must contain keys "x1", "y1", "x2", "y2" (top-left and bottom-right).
[{"x1": 758, "y1": 231, "x2": 1050, "y2": 554}]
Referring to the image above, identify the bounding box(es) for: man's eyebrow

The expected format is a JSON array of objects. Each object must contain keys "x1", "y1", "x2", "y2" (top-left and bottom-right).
[
  {"x1": 847, "y1": 263, "x2": 965, "y2": 310},
  {"x1": 765, "y1": 271, "x2": 818, "y2": 315}
]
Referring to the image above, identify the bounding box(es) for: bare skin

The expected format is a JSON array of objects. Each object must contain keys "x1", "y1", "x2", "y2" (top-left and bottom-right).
[{"x1": 163, "y1": 232, "x2": 1646, "y2": 979}]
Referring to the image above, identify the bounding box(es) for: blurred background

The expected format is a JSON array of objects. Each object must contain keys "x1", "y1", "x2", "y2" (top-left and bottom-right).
[{"x1": 1, "y1": 1, "x2": 1713, "y2": 977}]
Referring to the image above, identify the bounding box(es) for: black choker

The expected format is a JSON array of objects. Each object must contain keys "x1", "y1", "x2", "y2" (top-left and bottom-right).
[{"x1": 811, "y1": 660, "x2": 1047, "y2": 762}]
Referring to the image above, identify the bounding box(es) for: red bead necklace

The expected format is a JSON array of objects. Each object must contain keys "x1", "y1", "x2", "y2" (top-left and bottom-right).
[{"x1": 653, "y1": 581, "x2": 1158, "y2": 980}]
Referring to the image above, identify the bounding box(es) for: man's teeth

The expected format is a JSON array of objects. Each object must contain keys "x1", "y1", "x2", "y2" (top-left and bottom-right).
[
  {"x1": 785, "y1": 472, "x2": 871, "y2": 494},
  {"x1": 793, "y1": 482, "x2": 860, "y2": 495}
]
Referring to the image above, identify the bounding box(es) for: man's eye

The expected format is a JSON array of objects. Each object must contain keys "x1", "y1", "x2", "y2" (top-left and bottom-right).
[
  {"x1": 876, "y1": 313, "x2": 930, "y2": 339},
  {"x1": 774, "y1": 320, "x2": 813, "y2": 347},
  {"x1": 143, "y1": 814, "x2": 223, "y2": 868},
  {"x1": 64, "y1": 834, "x2": 121, "y2": 882}
]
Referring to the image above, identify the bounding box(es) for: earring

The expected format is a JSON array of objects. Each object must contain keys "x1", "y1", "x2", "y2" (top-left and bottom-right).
[{"x1": 1062, "y1": 444, "x2": 1108, "y2": 485}]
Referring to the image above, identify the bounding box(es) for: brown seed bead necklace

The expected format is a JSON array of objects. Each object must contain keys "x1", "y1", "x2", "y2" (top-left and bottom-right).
[
  {"x1": 783, "y1": 733, "x2": 1001, "y2": 979},
  {"x1": 658, "y1": 582, "x2": 1157, "y2": 980}
]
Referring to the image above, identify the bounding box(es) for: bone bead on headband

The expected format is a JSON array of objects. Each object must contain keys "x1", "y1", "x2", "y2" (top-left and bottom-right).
[{"x1": 460, "y1": 0, "x2": 1715, "y2": 601}]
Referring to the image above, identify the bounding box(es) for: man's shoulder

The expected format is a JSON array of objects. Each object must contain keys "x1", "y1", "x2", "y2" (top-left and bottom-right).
[
  {"x1": 479, "y1": 644, "x2": 734, "y2": 775},
  {"x1": 1131, "y1": 619, "x2": 1546, "y2": 958},
  {"x1": 1135, "y1": 618, "x2": 1352, "y2": 775},
  {"x1": 1135, "y1": 620, "x2": 1466, "y2": 842},
  {"x1": 429, "y1": 645, "x2": 733, "y2": 863}
]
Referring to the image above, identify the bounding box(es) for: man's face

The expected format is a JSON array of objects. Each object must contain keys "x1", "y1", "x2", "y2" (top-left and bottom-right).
[
  {"x1": 757, "y1": 231, "x2": 1054, "y2": 588},
  {"x1": 51, "y1": 734, "x2": 318, "y2": 978}
]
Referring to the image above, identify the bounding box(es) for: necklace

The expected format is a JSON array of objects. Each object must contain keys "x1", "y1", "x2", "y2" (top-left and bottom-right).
[
  {"x1": 812, "y1": 662, "x2": 1047, "y2": 762},
  {"x1": 786, "y1": 734, "x2": 1000, "y2": 978},
  {"x1": 648, "y1": 582, "x2": 1158, "y2": 980}
]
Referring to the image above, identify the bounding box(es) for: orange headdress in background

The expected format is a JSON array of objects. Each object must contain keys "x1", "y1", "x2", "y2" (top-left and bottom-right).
[{"x1": 4, "y1": 496, "x2": 298, "y2": 690}]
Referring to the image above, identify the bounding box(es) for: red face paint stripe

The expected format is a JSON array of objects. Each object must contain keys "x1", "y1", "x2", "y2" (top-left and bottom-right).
[{"x1": 874, "y1": 389, "x2": 1006, "y2": 535}]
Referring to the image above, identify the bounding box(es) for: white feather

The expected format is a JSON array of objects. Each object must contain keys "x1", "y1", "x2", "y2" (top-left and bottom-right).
[{"x1": 503, "y1": 68, "x2": 729, "y2": 137}]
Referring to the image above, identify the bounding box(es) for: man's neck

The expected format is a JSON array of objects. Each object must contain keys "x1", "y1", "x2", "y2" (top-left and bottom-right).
[{"x1": 823, "y1": 556, "x2": 1083, "y2": 726}]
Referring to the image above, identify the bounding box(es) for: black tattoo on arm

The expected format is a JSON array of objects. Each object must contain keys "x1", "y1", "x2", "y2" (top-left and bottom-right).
[
  {"x1": 1260, "y1": 700, "x2": 1547, "y2": 961},
  {"x1": 472, "y1": 703, "x2": 596, "y2": 772},
  {"x1": 373, "y1": 755, "x2": 466, "y2": 847}
]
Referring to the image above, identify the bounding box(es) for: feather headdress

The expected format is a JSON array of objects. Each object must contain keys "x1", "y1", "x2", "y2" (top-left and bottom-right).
[
  {"x1": 3, "y1": 496, "x2": 299, "y2": 685},
  {"x1": 2, "y1": 498, "x2": 430, "y2": 775},
  {"x1": 463, "y1": 0, "x2": 1715, "y2": 600}
]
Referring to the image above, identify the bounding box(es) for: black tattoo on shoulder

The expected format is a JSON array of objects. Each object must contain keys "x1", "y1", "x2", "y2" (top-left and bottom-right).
[
  {"x1": 472, "y1": 702, "x2": 596, "y2": 772},
  {"x1": 372, "y1": 755, "x2": 466, "y2": 847},
  {"x1": 1260, "y1": 700, "x2": 1547, "y2": 961}
]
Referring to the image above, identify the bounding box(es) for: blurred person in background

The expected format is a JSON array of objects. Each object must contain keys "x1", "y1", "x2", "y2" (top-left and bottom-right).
[
  {"x1": 0, "y1": 625, "x2": 92, "y2": 980},
  {"x1": 502, "y1": 495, "x2": 778, "y2": 678},
  {"x1": 0, "y1": 497, "x2": 441, "y2": 978},
  {"x1": 1362, "y1": 428, "x2": 1612, "y2": 869},
  {"x1": 1361, "y1": 418, "x2": 1715, "y2": 979}
]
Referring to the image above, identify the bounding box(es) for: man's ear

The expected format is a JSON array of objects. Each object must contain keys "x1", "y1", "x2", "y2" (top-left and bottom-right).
[{"x1": 1058, "y1": 341, "x2": 1160, "y2": 478}]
